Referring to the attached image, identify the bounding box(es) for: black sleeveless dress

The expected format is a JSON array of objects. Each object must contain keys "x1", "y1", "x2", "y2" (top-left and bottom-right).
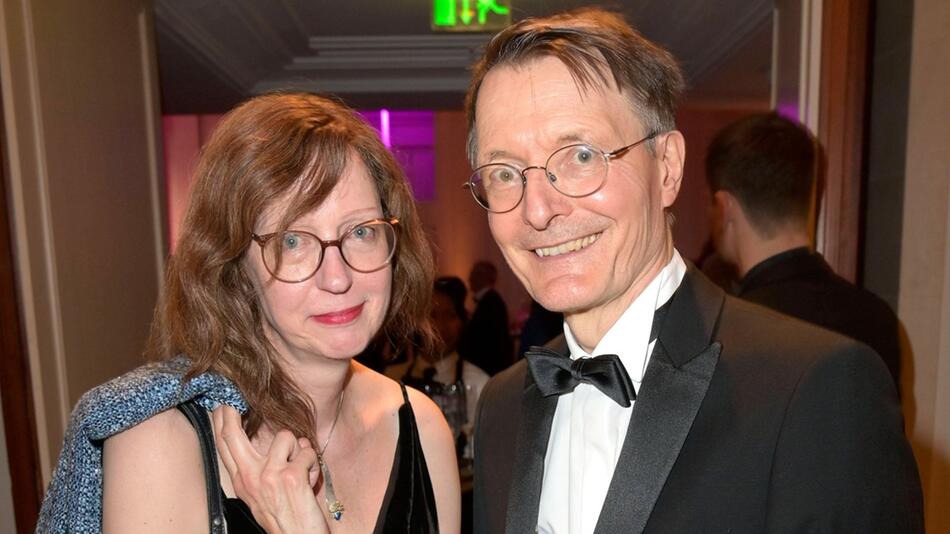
[{"x1": 179, "y1": 383, "x2": 439, "y2": 533}]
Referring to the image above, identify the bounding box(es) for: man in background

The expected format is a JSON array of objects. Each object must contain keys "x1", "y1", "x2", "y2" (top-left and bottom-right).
[
  {"x1": 460, "y1": 260, "x2": 513, "y2": 375},
  {"x1": 707, "y1": 112, "x2": 902, "y2": 390}
]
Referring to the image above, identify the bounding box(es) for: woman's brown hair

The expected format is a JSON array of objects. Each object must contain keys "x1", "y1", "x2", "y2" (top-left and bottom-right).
[{"x1": 146, "y1": 92, "x2": 436, "y2": 444}]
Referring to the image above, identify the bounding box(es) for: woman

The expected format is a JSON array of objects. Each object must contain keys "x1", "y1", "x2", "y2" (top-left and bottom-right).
[{"x1": 37, "y1": 92, "x2": 460, "y2": 533}]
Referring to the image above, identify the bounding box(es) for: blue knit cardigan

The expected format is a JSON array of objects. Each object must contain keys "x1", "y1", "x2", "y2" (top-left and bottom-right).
[{"x1": 36, "y1": 357, "x2": 247, "y2": 533}]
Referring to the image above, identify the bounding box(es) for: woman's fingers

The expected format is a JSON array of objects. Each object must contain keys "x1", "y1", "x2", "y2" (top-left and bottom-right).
[
  {"x1": 296, "y1": 438, "x2": 320, "y2": 489},
  {"x1": 211, "y1": 407, "x2": 241, "y2": 481},
  {"x1": 210, "y1": 407, "x2": 327, "y2": 533}
]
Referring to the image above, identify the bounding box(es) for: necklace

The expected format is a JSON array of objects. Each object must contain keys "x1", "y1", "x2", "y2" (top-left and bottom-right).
[{"x1": 317, "y1": 388, "x2": 345, "y2": 521}]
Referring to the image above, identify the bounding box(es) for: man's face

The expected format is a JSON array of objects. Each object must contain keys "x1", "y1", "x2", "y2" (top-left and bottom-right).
[{"x1": 473, "y1": 57, "x2": 683, "y2": 321}]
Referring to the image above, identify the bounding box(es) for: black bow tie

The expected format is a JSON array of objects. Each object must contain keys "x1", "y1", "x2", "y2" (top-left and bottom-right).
[
  {"x1": 525, "y1": 348, "x2": 637, "y2": 407},
  {"x1": 524, "y1": 297, "x2": 672, "y2": 407}
]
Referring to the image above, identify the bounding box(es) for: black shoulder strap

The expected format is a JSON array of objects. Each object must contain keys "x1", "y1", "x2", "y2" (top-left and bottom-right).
[{"x1": 178, "y1": 400, "x2": 227, "y2": 533}]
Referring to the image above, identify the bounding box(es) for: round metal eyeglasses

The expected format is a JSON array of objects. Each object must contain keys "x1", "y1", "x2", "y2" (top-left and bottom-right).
[
  {"x1": 464, "y1": 131, "x2": 658, "y2": 213},
  {"x1": 250, "y1": 217, "x2": 398, "y2": 283}
]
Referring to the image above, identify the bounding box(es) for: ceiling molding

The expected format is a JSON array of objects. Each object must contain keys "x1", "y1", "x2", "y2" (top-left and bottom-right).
[
  {"x1": 253, "y1": 75, "x2": 474, "y2": 95},
  {"x1": 228, "y1": 0, "x2": 296, "y2": 58},
  {"x1": 155, "y1": 0, "x2": 774, "y2": 112},
  {"x1": 154, "y1": 2, "x2": 257, "y2": 92}
]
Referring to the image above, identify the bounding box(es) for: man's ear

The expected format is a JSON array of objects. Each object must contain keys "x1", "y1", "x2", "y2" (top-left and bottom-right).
[
  {"x1": 712, "y1": 190, "x2": 737, "y2": 224},
  {"x1": 657, "y1": 130, "x2": 685, "y2": 208}
]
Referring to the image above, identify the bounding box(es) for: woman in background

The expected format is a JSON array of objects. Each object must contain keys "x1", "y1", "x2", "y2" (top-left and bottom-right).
[{"x1": 38, "y1": 92, "x2": 459, "y2": 533}]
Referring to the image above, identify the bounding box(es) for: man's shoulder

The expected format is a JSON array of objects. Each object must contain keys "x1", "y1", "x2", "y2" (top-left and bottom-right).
[
  {"x1": 719, "y1": 293, "x2": 869, "y2": 351},
  {"x1": 480, "y1": 358, "x2": 528, "y2": 405},
  {"x1": 714, "y1": 294, "x2": 890, "y2": 380}
]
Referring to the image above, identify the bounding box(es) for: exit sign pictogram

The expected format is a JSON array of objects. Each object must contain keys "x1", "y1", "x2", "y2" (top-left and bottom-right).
[{"x1": 432, "y1": 0, "x2": 511, "y2": 32}]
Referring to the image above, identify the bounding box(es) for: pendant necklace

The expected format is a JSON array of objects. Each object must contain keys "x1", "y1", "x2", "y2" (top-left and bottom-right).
[{"x1": 317, "y1": 387, "x2": 345, "y2": 520}]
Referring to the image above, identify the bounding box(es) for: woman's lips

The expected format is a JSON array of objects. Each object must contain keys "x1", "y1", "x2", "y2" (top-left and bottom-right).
[{"x1": 312, "y1": 303, "x2": 364, "y2": 325}]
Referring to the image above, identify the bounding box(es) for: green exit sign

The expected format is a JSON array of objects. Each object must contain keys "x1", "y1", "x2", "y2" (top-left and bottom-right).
[{"x1": 432, "y1": 0, "x2": 511, "y2": 32}]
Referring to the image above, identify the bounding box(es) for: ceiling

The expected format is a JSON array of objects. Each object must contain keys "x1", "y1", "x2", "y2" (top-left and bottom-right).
[{"x1": 154, "y1": 0, "x2": 773, "y2": 114}]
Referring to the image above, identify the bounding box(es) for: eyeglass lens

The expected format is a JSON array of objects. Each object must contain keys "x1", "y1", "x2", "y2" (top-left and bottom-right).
[
  {"x1": 470, "y1": 144, "x2": 608, "y2": 213},
  {"x1": 261, "y1": 220, "x2": 396, "y2": 282}
]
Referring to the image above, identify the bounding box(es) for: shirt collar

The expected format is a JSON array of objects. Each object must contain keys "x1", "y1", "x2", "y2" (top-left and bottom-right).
[{"x1": 564, "y1": 250, "x2": 687, "y2": 384}]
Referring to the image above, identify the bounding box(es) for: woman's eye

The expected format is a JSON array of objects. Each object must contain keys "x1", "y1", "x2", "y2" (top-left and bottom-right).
[
  {"x1": 282, "y1": 233, "x2": 302, "y2": 250},
  {"x1": 352, "y1": 225, "x2": 376, "y2": 240}
]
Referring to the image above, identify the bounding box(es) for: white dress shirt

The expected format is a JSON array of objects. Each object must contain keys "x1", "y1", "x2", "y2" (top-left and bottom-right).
[{"x1": 537, "y1": 251, "x2": 687, "y2": 534}]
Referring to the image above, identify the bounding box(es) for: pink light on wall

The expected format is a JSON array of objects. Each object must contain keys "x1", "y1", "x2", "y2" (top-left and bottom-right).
[
  {"x1": 359, "y1": 109, "x2": 436, "y2": 201},
  {"x1": 380, "y1": 108, "x2": 391, "y2": 148}
]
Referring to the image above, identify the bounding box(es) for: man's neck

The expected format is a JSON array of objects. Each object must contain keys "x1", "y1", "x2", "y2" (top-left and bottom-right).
[
  {"x1": 565, "y1": 246, "x2": 674, "y2": 353},
  {"x1": 737, "y1": 230, "x2": 811, "y2": 277}
]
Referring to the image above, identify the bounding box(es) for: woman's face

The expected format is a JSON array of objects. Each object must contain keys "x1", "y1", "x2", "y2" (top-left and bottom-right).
[{"x1": 246, "y1": 155, "x2": 393, "y2": 363}]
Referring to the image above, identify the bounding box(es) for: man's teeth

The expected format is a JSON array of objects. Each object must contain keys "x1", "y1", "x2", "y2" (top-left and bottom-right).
[{"x1": 534, "y1": 233, "x2": 600, "y2": 257}]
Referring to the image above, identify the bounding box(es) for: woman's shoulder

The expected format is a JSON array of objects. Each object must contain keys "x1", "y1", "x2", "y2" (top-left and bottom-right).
[
  {"x1": 102, "y1": 407, "x2": 210, "y2": 532},
  {"x1": 351, "y1": 363, "x2": 446, "y2": 433},
  {"x1": 103, "y1": 406, "x2": 199, "y2": 458},
  {"x1": 71, "y1": 357, "x2": 244, "y2": 441}
]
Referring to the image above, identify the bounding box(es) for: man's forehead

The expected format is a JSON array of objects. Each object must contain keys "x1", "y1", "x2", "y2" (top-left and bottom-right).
[{"x1": 474, "y1": 58, "x2": 640, "y2": 156}]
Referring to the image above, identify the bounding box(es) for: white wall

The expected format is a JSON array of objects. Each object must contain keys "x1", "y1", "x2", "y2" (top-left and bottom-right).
[
  {"x1": 898, "y1": 0, "x2": 950, "y2": 530},
  {"x1": 0, "y1": 0, "x2": 165, "y2": 486}
]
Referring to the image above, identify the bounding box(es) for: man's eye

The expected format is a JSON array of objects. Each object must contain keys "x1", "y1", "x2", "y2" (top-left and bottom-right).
[
  {"x1": 490, "y1": 167, "x2": 518, "y2": 184},
  {"x1": 572, "y1": 146, "x2": 596, "y2": 164}
]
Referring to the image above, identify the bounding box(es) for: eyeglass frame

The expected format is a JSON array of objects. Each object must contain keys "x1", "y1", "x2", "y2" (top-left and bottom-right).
[
  {"x1": 463, "y1": 131, "x2": 659, "y2": 213},
  {"x1": 250, "y1": 217, "x2": 399, "y2": 283}
]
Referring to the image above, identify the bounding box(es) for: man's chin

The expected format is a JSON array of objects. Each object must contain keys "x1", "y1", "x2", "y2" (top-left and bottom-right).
[{"x1": 530, "y1": 279, "x2": 596, "y2": 315}]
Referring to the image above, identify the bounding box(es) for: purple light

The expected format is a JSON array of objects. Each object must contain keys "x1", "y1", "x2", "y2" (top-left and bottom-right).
[
  {"x1": 358, "y1": 109, "x2": 435, "y2": 201},
  {"x1": 380, "y1": 109, "x2": 391, "y2": 148},
  {"x1": 775, "y1": 102, "x2": 800, "y2": 123}
]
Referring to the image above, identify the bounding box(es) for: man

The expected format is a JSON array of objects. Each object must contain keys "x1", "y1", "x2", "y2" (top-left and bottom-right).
[
  {"x1": 466, "y1": 8, "x2": 922, "y2": 533},
  {"x1": 707, "y1": 112, "x2": 902, "y2": 390},
  {"x1": 459, "y1": 260, "x2": 513, "y2": 375}
]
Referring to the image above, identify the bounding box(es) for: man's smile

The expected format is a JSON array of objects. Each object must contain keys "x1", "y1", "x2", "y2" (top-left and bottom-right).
[{"x1": 533, "y1": 232, "x2": 602, "y2": 257}]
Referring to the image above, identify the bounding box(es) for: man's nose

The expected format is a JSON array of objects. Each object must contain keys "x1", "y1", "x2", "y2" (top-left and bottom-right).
[{"x1": 520, "y1": 167, "x2": 569, "y2": 230}]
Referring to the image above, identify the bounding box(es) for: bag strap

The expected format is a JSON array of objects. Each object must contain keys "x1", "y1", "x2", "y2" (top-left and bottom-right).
[{"x1": 178, "y1": 400, "x2": 227, "y2": 533}]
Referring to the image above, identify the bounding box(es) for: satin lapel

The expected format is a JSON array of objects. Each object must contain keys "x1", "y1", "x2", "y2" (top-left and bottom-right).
[
  {"x1": 505, "y1": 339, "x2": 565, "y2": 534},
  {"x1": 594, "y1": 268, "x2": 725, "y2": 534}
]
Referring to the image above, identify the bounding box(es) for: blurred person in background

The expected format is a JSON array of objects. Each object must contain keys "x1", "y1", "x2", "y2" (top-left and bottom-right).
[
  {"x1": 459, "y1": 260, "x2": 514, "y2": 375},
  {"x1": 707, "y1": 112, "x2": 902, "y2": 391}
]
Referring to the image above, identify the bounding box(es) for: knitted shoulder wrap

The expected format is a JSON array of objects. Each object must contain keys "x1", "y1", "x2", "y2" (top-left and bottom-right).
[{"x1": 36, "y1": 357, "x2": 247, "y2": 533}]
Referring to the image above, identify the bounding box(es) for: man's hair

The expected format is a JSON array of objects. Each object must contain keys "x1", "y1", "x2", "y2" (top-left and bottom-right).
[
  {"x1": 146, "y1": 92, "x2": 436, "y2": 448},
  {"x1": 464, "y1": 8, "x2": 684, "y2": 163},
  {"x1": 706, "y1": 113, "x2": 817, "y2": 236}
]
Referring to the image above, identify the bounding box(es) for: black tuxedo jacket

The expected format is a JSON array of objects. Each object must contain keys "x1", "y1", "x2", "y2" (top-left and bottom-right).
[
  {"x1": 736, "y1": 247, "x2": 902, "y2": 391},
  {"x1": 473, "y1": 268, "x2": 922, "y2": 533}
]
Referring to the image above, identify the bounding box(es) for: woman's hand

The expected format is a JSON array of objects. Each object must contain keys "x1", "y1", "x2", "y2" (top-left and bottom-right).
[{"x1": 212, "y1": 406, "x2": 328, "y2": 534}]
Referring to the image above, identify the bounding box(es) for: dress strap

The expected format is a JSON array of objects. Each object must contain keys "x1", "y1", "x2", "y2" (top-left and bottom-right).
[
  {"x1": 399, "y1": 381, "x2": 411, "y2": 404},
  {"x1": 177, "y1": 400, "x2": 227, "y2": 533}
]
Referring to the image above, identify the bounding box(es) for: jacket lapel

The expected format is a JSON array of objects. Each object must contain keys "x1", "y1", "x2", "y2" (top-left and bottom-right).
[
  {"x1": 595, "y1": 268, "x2": 724, "y2": 534},
  {"x1": 504, "y1": 338, "x2": 566, "y2": 534}
]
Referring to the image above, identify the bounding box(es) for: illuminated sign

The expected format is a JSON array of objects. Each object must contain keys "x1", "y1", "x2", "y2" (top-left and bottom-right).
[{"x1": 432, "y1": 0, "x2": 511, "y2": 32}]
